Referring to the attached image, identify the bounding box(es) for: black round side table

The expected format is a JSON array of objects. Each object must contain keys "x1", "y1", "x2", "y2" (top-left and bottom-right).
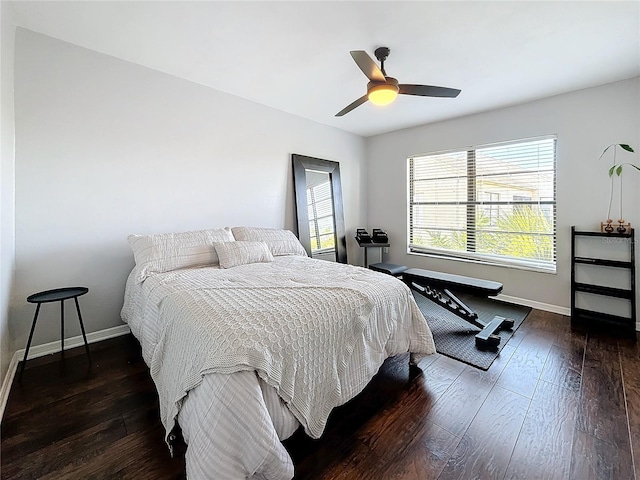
[{"x1": 20, "y1": 287, "x2": 91, "y2": 381}]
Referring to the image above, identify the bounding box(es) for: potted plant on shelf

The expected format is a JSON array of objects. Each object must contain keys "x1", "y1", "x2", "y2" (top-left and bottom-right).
[{"x1": 600, "y1": 143, "x2": 638, "y2": 233}]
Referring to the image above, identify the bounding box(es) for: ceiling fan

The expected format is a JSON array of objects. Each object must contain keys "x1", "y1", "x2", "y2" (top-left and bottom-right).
[{"x1": 336, "y1": 47, "x2": 461, "y2": 117}]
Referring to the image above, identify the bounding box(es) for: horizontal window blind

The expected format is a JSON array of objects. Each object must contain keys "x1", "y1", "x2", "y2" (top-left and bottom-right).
[
  {"x1": 307, "y1": 180, "x2": 335, "y2": 252},
  {"x1": 408, "y1": 136, "x2": 557, "y2": 272}
]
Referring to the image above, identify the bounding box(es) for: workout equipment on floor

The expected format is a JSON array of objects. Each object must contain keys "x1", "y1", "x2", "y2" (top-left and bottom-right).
[{"x1": 369, "y1": 263, "x2": 514, "y2": 350}]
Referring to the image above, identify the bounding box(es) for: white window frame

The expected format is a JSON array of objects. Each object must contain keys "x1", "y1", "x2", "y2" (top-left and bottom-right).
[{"x1": 407, "y1": 135, "x2": 557, "y2": 273}]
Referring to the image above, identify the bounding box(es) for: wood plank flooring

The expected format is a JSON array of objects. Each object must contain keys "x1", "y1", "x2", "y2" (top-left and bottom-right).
[{"x1": 1, "y1": 309, "x2": 638, "y2": 480}]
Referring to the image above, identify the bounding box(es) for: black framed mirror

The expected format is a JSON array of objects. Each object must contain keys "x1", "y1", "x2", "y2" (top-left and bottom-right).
[{"x1": 292, "y1": 154, "x2": 347, "y2": 264}]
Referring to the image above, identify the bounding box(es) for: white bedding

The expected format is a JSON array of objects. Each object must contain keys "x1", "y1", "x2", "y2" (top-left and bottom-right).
[{"x1": 121, "y1": 256, "x2": 436, "y2": 479}]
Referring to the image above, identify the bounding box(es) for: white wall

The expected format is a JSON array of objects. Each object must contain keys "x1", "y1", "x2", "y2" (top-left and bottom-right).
[
  {"x1": 366, "y1": 77, "x2": 640, "y2": 313},
  {"x1": 12, "y1": 29, "x2": 366, "y2": 348},
  {"x1": 1, "y1": 2, "x2": 16, "y2": 382}
]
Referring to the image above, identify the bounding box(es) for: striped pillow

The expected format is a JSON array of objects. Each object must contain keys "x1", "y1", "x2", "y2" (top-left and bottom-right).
[
  {"x1": 128, "y1": 227, "x2": 234, "y2": 283},
  {"x1": 214, "y1": 241, "x2": 274, "y2": 269}
]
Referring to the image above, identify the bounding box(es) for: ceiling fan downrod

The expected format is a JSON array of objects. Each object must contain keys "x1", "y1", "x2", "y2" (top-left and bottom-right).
[{"x1": 374, "y1": 46, "x2": 390, "y2": 77}]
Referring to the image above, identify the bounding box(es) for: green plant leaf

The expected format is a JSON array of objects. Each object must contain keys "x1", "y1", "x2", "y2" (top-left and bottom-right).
[
  {"x1": 609, "y1": 165, "x2": 616, "y2": 176},
  {"x1": 620, "y1": 144, "x2": 634, "y2": 153},
  {"x1": 616, "y1": 165, "x2": 623, "y2": 176},
  {"x1": 600, "y1": 144, "x2": 615, "y2": 158}
]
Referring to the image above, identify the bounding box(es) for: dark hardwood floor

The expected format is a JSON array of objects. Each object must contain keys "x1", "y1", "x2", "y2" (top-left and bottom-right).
[{"x1": 2, "y1": 309, "x2": 639, "y2": 479}]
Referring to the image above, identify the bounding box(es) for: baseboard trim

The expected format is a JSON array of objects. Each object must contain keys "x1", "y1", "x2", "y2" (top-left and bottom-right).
[
  {"x1": 0, "y1": 352, "x2": 20, "y2": 422},
  {"x1": 496, "y1": 293, "x2": 571, "y2": 316},
  {"x1": 0, "y1": 324, "x2": 131, "y2": 420},
  {"x1": 496, "y1": 294, "x2": 640, "y2": 332},
  {"x1": 13, "y1": 324, "x2": 131, "y2": 362}
]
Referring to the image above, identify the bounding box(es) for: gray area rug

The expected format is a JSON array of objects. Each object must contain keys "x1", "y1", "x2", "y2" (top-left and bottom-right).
[{"x1": 413, "y1": 290, "x2": 531, "y2": 370}]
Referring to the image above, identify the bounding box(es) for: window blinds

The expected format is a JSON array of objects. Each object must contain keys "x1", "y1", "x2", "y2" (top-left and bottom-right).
[
  {"x1": 307, "y1": 180, "x2": 335, "y2": 252},
  {"x1": 408, "y1": 136, "x2": 557, "y2": 272}
]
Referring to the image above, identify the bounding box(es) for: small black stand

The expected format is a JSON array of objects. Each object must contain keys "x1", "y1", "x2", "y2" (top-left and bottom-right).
[
  {"x1": 356, "y1": 238, "x2": 390, "y2": 267},
  {"x1": 20, "y1": 287, "x2": 91, "y2": 382}
]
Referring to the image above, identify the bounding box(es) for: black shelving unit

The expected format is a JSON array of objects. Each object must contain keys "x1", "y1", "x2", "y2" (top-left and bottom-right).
[{"x1": 571, "y1": 226, "x2": 636, "y2": 335}]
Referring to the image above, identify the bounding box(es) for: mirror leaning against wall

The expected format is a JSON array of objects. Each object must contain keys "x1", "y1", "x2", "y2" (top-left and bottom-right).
[{"x1": 292, "y1": 154, "x2": 347, "y2": 264}]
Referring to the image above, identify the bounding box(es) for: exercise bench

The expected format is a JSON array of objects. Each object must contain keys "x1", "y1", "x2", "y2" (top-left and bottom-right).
[{"x1": 369, "y1": 263, "x2": 514, "y2": 350}]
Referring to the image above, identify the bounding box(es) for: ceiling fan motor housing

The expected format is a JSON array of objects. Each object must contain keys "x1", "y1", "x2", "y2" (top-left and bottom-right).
[
  {"x1": 374, "y1": 47, "x2": 391, "y2": 62},
  {"x1": 367, "y1": 77, "x2": 398, "y2": 92}
]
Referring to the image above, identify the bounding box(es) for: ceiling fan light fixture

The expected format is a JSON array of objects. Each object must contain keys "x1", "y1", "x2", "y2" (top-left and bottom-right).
[{"x1": 368, "y1": 83, "x2": 399, "y2": 106}]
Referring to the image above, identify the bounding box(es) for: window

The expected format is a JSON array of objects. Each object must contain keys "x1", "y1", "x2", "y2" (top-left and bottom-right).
[
  {"x1": 408, "y1": 136, "x2": 557, "y2": 272},
  {"x1": 484, "y1": 192, "x2": 500, "y2": 226},
  {"x1": 306, "y1": 173, "x2": 335, "y2": 253}
]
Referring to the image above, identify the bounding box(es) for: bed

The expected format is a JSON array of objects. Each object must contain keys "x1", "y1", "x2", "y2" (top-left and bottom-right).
[{"x1": 121, "y1": 226, "x2": 436, "y2": 479}]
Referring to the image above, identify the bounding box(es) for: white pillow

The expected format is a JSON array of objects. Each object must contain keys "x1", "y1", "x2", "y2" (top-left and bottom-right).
[
  {"x1": 231, "y1": 226, "x2": 308, "y2": 257},
  {"x1": 214, "y1": 241, "x2": 274, "y2": 269},
  {"x1": 128, "y1": 227, "x2": 234, "y2": 283}
]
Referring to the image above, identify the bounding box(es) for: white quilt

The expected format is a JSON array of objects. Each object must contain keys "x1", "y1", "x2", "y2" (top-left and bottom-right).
[{"x1": 121, "y1": 256, "x2": 436, "y2": 479}]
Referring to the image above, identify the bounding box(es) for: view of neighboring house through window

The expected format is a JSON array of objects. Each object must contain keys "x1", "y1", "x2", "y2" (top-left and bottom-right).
[
  {"x1": 408, "y1": 136, "x2": 557, "y2": 272},
  {"x1": 306, "y1": 171, "x2": 336, "y2": 253}
]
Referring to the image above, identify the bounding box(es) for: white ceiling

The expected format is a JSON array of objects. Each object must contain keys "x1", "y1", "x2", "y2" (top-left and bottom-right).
[{"x1": 10, "y1": 1, "x2": 640, "y2": 137}]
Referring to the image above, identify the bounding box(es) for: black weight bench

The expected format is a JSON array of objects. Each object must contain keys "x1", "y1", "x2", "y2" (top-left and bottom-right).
[
  {"x1": 369, "y1": 263, "x2": 514, "y2": 350},
  {"x1": 369, "y1": 262, "x2": 409, "y2": 277}
]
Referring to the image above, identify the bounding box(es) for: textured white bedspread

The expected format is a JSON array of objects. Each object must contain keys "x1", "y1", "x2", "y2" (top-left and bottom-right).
[{"x1": 121, "y1": 256, "x2": 435, "y2": 479}]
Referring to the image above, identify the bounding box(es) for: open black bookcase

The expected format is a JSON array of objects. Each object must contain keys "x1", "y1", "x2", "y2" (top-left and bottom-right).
[{"x1": 570, "y1": 226, "x2": 636, "y2": 336}]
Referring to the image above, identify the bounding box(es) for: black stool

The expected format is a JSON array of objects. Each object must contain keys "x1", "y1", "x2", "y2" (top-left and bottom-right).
[{"x1": 20, "y1": 287, "x2": 91, "y2": 381}]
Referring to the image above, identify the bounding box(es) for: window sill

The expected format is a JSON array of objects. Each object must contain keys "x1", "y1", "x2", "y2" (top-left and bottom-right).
[{"x1": 407, "y1": 250, "x2": 557, "y2": 275}]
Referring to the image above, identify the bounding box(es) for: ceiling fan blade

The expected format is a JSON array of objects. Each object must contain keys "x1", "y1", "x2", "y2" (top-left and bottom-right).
[
  {"x1": 335, "y1": 95, "x2": 369, "y2": 117},
  {"x1": 350, "y1": 51, "x2": 386, "y2": 82},
  {"x1": 399, "y1": 84, "x2": 461, "y2": 98}
]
